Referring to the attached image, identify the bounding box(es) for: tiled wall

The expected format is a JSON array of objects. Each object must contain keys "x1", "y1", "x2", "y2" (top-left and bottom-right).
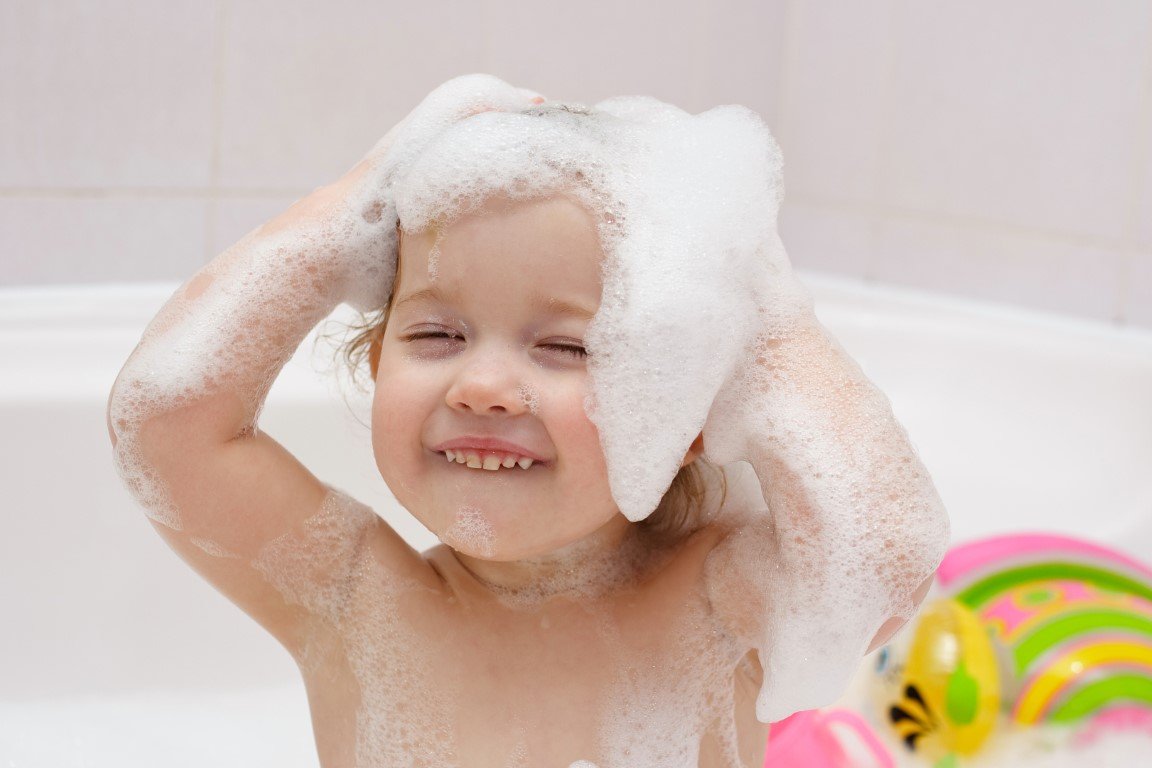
[
  {"x1": 775, "y1": 0, "x2": 1152, "y2": 327},
  {"x1": 2, "y1": 0, "x2": 1149, "y2": 327}
]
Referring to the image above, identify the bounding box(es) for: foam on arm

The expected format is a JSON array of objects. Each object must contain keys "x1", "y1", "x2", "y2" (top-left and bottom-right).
[
  {"x1": 106, "y1": 203, "x2": 393, "y2": 529},
  {"x1": 108, "y1": 73, "x2": 542, "y2": 529},
  {"x1": 703, "y1": 305, "x2": 950, "y2": 722}
]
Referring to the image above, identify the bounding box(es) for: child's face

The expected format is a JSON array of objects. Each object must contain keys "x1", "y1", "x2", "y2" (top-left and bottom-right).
[{"x1": 371, "y1": 193, "x2": 624, "y2": 561}]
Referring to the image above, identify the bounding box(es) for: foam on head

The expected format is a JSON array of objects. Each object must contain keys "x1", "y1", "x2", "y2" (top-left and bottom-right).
[
  {"x1": 381, "y1": 74, "x2": 947, "y2": 726},
  {"x1": 385, "y1": 77, "x2": 810, "y2": 526}
]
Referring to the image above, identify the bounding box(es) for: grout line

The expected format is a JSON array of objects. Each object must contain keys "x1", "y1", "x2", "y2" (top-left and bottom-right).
[
  {"x1": 0, "y1": 187, "x2": 308, "y2": 199},
  {"x1": 774, "y1": 0, "x2": 795, "y2": 147},
  {"x1": 870, "y1": 0, "x2": 903, "y2": 283},
  {"x1": 1116, "y1": 251, "x2": 1133, "y2": 325},
  {"x1": 204, "y1": 0, "x2": 229, "y2": 264},
  {"x1": 698, "y1": 0, "x2": 714, "y2": 112},
  {"x1": 1124, "y1": 7, "x2": 1152, "y2": 247},
  {"x1": 209, "y1": 0, "x2": 227, "y2": 190},
  {"x1": 1117, "y1": 8, "x2": 1152, "y2": 323},
  {"x1": 784, "y1": 195, "x2": 1137, "y2": 254}
]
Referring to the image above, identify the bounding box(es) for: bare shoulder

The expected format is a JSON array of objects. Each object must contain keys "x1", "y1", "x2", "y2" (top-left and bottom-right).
[
  {"x1": 360, "y1": 512, "x2": 446, "y2": 595},
  {"x1": 696, "y1": 465, "x2": 779, "y2": 647},
  {"x1": 254, "y1": 486, "x2": 448, "y2": 609}
]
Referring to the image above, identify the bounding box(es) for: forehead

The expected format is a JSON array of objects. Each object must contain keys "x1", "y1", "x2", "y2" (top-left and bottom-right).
[{"x1": 395, "y1": 194, "x2": 605, "y2": 308}]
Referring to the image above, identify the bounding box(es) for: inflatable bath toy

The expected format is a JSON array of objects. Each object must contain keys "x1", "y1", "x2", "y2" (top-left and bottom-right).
[
  {"x1": 764, "y1": 707, "x2": 894, "y2": 768},
  {"x1": 870, "y1": 533, "x2": 1152, "y2": 765}
]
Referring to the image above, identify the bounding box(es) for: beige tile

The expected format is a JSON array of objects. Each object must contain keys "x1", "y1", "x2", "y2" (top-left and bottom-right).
[
  {"x1": 1137, "y1": 118, "x2": 1152, "y2": 249},
  {"x1": 1126, "y1": 251, "x2": 1152, "y2": 327},
  {"x1": 0, "y1": 197, "x2": 207, "y2": 285},
  {"x1": 778, "y1": 201, "x2": 876, "y2": 278},
  {"x1": 776, "y1": 0, "x2": 897, "y2": 204},
  {"x1": 218, "y1": 0, "x2": 489, "y2": 189},
  {"x1": 884, "y1": 0, "x2": 1151, "y2": 241},
  {"x1": 873, "y1": 216, "x2": 1122, "y2": 322},
  {"x1": 209, "y1": 196, "x2": 301, "y2": 259},
  {"x1": 690, "y1": 0, "x2": 787, "y2": 126},
  {"x1": 483, "y1": 0, "x2": 711, "y2": 111},
  {"x1": 0, "y1": 1, "x2": 216, "y2": 187}
]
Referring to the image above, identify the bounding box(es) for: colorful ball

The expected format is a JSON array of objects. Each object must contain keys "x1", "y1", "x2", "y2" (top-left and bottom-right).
[{"x1": 870, "y1": 533, "x2": 1152, "y2": 764}]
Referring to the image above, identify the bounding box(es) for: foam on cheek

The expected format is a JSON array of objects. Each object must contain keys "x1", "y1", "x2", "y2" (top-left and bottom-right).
[
  {"x1": 517, "y1": 383, "x2": 540, "y2": 415},
  {"x1": 442, "y1": 505, "x2": 497, "y2": 558},
  {"x1": 504, "y1": 739, "x2": 529, "y2": 768}
]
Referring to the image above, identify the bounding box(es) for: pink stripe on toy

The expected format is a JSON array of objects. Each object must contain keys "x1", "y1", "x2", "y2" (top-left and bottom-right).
[{"x1": 937, "y1": 533, "x2": 1152, "y2": 587}]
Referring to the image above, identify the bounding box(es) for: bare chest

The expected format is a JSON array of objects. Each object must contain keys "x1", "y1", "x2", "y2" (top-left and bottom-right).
[{"x1": 301, "y1": 540, "x2": 768, "y2": 767}]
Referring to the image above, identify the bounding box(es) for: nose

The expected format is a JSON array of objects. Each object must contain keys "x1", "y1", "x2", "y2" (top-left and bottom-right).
[{"x1": 445, "y1": 346, "x2": 530, "y2": 416}]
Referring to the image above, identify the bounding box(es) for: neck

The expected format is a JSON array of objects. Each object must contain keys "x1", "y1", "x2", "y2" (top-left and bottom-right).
[{"x1": 450, "y1": 514, "x2": 659, "y2": 607}]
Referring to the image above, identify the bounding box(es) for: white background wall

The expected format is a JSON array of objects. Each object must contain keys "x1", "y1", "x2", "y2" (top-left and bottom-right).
[{"x1": 1, "y1": 0, "x2": 1149, "y2": 327}]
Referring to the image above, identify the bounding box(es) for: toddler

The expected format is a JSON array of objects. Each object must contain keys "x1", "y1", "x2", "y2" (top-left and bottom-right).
[{"x1": 107, "y1": 74, "x2": 949, "y2": 768}]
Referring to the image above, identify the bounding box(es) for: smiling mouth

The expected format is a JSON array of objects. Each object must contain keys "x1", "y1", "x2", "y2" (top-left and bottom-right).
[{"x1": 437, "y1": 449, "x2": 543, "y2": 472}]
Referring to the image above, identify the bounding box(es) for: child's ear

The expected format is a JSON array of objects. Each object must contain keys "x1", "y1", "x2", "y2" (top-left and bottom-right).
[{"x1": 680, "y1": 432, "x2": 705, "y2": 468}]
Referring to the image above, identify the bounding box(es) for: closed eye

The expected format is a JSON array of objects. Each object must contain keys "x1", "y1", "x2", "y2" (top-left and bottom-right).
[
  {"x1": 543, "y1": 343, "x2": 587, "y2": 359},
  {"x1": 402, "y1": 332, "x2": 588, "y2": 359},
  {"x1": 404, "y1": 331, "x2": 463, "y2": 342}
]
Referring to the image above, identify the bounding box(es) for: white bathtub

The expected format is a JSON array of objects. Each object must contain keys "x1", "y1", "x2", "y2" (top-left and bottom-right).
[{"x1": 2, "y1": 275, "x2": 1150, "y2": 767}]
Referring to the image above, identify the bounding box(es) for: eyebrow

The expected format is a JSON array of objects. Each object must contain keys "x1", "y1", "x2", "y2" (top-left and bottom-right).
[
  {"x1": 391, "y1": 287, "x2": 457, "y2": 315},
  {"x1": 392, "y1": 286, "x2": 596, "y2": 321}
]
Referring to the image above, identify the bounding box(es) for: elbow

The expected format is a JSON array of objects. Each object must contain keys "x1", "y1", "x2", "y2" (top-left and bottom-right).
[
  {"x1": 865, "y1": 615, "x2": 908, "y2": 655},
  {"x1": 865, "y1": 573, "x2": 935, "y2": 654},
  {"x1": 106, "y1": 386, "x2": 119, "y2": 448}
]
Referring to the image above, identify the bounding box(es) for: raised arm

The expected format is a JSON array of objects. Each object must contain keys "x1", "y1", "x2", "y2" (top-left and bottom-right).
[
  {"x1": 105, "y1": 135, "x2": 406, "y2": 654},
  {"x1": 106, "y1": 75, "x2": 545, "y2": 654},
  {"x1": 701, "y1": 267, "x2": 950, "y2": 723}
]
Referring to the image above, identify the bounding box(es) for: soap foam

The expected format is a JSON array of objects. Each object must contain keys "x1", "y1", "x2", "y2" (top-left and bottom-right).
[
  {"x1": 442, "y1": 505, "x2": 497, "y2": 558},
  {"x1": 254, "y1": 487, "x2": 459, "y2": 766},
  {"x1": 385, "y1": 83, "x2": 805, "y2": 525},
  {"x1": 380, "y1": 74, "x2": 948, "y2": 725},
  {"x1": 106, "y1": 71, "x2": 950, "y2": 762},
  {"x1": 189, "y1": 536, "x2": 241, "y2": 559},
  {"x1": 468, "y1": 521, "x2": 675, "y2": 611},
  {"x1": 516, "y1": 383, "x2": 540, "y2": 415}
]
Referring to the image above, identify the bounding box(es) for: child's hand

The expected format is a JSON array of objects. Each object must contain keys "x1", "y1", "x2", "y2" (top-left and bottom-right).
[{"x1": 260, "y1": 75, "x2": 545, "y2": 313}]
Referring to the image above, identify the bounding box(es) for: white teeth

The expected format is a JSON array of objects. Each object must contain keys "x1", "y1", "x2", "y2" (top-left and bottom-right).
[{"x1": 441, "y1": 450, "x2": 538, "y2": 471}]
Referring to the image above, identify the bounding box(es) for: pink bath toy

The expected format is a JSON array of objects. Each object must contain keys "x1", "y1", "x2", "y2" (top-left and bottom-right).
[{"x1": 765, "y1": 708, "x2": 894, "y2": 768}]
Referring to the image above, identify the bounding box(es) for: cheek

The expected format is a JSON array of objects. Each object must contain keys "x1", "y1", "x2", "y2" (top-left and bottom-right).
[
  {"x1": 370, "y1": 371, "x2": 429, "y2": 467},
  {"x1": 551, "y1": 389, "x2": 611, "y2": 488}
]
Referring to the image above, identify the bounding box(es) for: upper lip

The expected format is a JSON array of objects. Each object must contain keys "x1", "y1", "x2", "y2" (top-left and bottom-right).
[{"x1": 431, "y1": 436, "x2": 550, "y2": 464}]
